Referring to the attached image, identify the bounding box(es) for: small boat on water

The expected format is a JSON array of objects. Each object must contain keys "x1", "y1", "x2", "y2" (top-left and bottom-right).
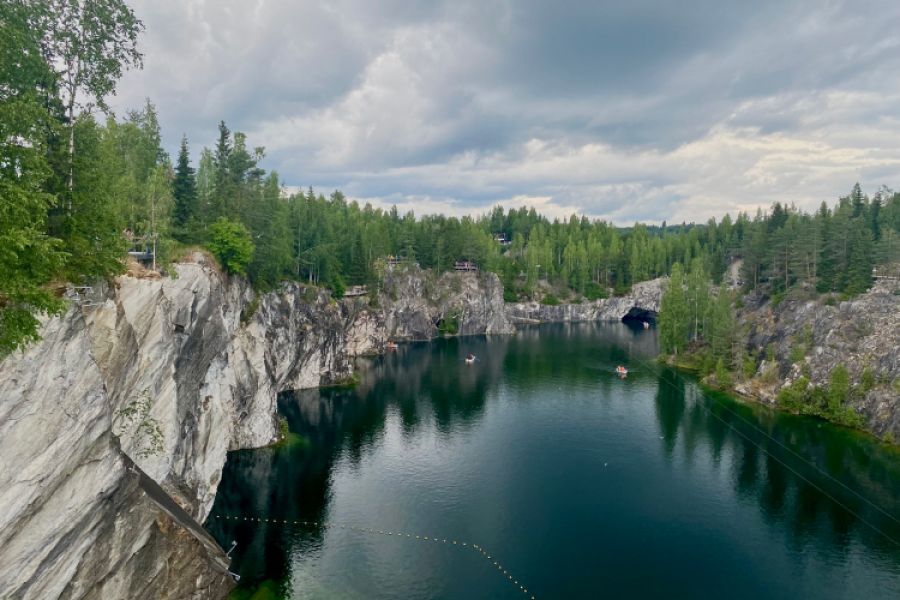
[
  {"x1": 386, "y1": 340, "x2": 398, "y2": 351},
  {"x1": 615, "y1": 365, "x2": 628, "y2": 377},
  {"x1": 465, "y1": 353, "x2": 476, "y2": 364}
]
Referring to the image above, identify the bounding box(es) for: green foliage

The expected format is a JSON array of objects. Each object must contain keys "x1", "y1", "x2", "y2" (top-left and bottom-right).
[
  {"x1": 789, "y1": 330, "x2": 811, "y2": 363},
  {"x1": 706, "y1": 284, "x2": 735, "y2": 362},
  {"x1": 777, "y1": 377, "x2": 811, "y2": 411},
  {"x1": 860, "y1": 367, "x2": 875, "y2": 394},
  {"x1": 659, "y1": 263, "x2": 689, "y2": 355},
  {"x1": 743, "y1": 355, "x2": 757, "y2": 380},
  {"x1": 775, "y1": 375, "x2": 863, "y2": 428},
  {"x1": 241, "y1": 295, "x2": 260, "y2": 325},
  {"x1": 503, "y1": 288, "x2": 519, "y2": 302},
  {"x1": 172, "y1": 135, "x2": 197, "y2": 239},
  {"x1": 4, "y1": 0, "x2": 900, "y2": 355},
  {"x1": 330, "y1": 276, "x2": 346, "y2": 299},
  {"x1": 541, "y1": 293, "x2": 560, "y2": 306},
  {"x1": 0, "y1": 1, "x2": 68, "y2": 353},
  {"x1": 613, "y1": 283, "x2": 632, "y2": 297},
  {"x1": 438, "y1": 311, "x2": 460, "y2": 335},
  {"x1": 584, "y1": 281, "x2": 608, "y2": 300},
  {"x1": 714, "y1": 357, "x2": 732, "y2": 388},
  {"x1": 207, "y1": 217, "x2": 254, "y2": 275},
  {"x1": 827, "y1": 365, "x2": 851, "y2": 412},
  {"x1": 228, "y1": 579, "x2": 284, "y2": 600}
]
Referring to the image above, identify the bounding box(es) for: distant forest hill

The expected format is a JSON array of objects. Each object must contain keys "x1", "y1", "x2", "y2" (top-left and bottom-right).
[{"x1": 2, "y1": 0, "x2": 900, "y2": 355}]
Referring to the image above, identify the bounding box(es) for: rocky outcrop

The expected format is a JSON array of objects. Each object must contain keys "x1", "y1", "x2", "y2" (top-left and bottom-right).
[
  {"x1": 0, "y1": 257, "x2": 517, "y2": 599},
  {"x1": 0, "y1": 256, "x2": 355, "y2": 599},
  {"x1": 378, "y1": 264, "x2": 514, "y2": 339},
  {"x1": 505, "y1": 278, "x2": 664, "y2": 324},
  {"x1": 733, "y1": 279, "x2": 900, "y2": 440}
]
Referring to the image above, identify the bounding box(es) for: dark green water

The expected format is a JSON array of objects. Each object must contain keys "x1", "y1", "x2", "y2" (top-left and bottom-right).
[{"x1": 207, "y1": 323, "x2": 900, "y2": 599}]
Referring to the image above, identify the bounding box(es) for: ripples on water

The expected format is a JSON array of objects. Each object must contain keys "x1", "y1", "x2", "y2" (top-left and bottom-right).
[{"x1": 207, "y1": 323, "x2": 900, "y2": 599}]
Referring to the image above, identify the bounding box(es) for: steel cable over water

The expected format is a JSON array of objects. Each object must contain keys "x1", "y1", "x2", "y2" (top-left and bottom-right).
[
  {"x1": 625, "y1": 350, "x2": 900, "y2": 548},
  {"x1": 209, "y1": 514, "x2": 537, "y2": 598}
]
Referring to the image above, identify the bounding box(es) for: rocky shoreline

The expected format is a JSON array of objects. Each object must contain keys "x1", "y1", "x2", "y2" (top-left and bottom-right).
[{"x1": 675, "y1": 279, "x2": 900, "y2": 443}]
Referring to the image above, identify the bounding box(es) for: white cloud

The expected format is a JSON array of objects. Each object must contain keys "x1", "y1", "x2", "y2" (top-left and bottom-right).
[{"x1": 111, "y1": 0, "x2": 900, "y2": 226}]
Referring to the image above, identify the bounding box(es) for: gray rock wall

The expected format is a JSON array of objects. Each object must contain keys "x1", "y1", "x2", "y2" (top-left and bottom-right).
[
  {"x1": 505, "y1": 278, "x2": 664, "y2": 323},
  {"x1": 379, "y1": 265, "x2": 514, "y2": 339},
  {"x1": 0, "y1": 257, "x2": 355, "y2": 599},
  {"x1": 735, "y1": 279, "x2": 900, "y2": 439},
  {"x1": 0, "y1": 258, "x2": 517, "y2": 599}
]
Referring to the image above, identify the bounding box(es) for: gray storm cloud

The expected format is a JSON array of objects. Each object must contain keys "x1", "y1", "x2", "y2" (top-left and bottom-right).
[{"x1": 111, "y1": 0, "x2": 900, "y2": 224}]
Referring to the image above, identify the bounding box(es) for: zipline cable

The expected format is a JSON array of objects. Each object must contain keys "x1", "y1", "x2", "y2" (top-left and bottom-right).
[
  {"x1": 624, "y1": 351, "x2": 900, "y2": 548},
  {"x1": 636, "y1": 354, "x2": 900, "y2": 529}
]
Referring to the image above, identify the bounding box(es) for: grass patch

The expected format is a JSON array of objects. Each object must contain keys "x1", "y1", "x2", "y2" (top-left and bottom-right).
[
  {"x1": 321, "y1": 373, "x2": 360, "y2": 389},
  {"x1": 272, "y1": 416, "x2": 310, "y2": 449}
]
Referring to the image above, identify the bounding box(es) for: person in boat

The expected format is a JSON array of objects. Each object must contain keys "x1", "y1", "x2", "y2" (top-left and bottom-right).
[
  {"x1": 616, "y1": 365, "x2": 628, "y2": 376},
  {"x1": 465, "y1": 353, "x2": 476, "y2": 363},
  {"x1": 386, "y1": 340, "x2": 398, "y2": 350}
]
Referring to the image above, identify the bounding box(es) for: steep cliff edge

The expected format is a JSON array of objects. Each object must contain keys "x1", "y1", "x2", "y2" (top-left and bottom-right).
[
  {"x1": 732, "y1": 279, "x2": 900, "y2": 440},
  {"x1": 0, "y1": 256, "x2": 513, "y2": 599},
  {"x1": 0, "y1": 256, "x2": 355, "y2": 599},
  {"x1": 377, "y1": 264, "x2": 514, "y2": 340},
  {"x1": 505, "y1": 278, "x2": 664, "y2": 323}
]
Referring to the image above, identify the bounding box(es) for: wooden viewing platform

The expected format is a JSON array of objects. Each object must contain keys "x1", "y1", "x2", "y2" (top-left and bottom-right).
[
  {"x1": 454, "y1": 261, "x2": 478, "y2": 272},
  {"x1": 344, "y1": 285, "x2": 369, "y2": 297},
  {"x1": 873, "y1": 266, "x2": 900, "y2": 281}
]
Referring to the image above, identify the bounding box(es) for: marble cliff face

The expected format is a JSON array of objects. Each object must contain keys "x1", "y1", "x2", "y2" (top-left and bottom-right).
[{"x1": 0, "y1": 257, "x2": 523, "y2": 599}]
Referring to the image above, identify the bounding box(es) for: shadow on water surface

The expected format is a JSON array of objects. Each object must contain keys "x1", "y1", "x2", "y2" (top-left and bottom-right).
[{"x1": 208, "y1": 323, "x2": 900, "y2": 598}]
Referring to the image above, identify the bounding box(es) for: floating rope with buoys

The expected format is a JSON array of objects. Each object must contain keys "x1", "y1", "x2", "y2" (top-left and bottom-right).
[{"x1": 209, "y1": 514, "x2": 536, "y2": 598}]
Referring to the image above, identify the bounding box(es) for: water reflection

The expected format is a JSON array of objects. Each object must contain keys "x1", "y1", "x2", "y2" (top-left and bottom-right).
[
  {"x1": 208, "y1": 324, "x2": 900, "y2": 597},
  {"x1": 651, "y1": 369, "x2": 900, "y2": 562}
]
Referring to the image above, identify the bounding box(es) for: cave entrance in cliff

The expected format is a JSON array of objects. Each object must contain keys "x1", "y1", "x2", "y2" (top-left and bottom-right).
[{"x1": 621, "y1": 307, "x2": 657, "y2": 328}]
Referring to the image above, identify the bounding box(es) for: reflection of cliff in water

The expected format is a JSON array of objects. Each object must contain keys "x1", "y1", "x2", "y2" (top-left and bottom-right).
[
  {"x1": 206, "y1": 334, "x2": 514, "y2": 589},
  {"x1": 653, "y1": 367, "x2": 900, "y2": 562}
]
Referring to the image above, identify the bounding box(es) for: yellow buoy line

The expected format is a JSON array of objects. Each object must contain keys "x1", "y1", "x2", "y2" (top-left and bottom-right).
[{"x1": 209, "y1": 514, "x2": 536, "y2": 598}]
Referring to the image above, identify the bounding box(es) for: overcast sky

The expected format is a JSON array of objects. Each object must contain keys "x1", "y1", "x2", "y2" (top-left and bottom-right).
[{"x1": 110, "y1": 0, "x2": 900, "y2": 224}]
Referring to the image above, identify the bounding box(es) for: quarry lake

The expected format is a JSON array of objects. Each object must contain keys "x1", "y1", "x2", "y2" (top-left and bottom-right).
[{"x1": 207, "y1": 324, "x2": 900, "y2": 599}]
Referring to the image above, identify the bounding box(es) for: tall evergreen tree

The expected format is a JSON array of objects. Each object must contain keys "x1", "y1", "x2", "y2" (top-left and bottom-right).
[
  {"x1": 659, "y1": 263, "x2": 689, "y2": 356},
  {"x1": 172, "y1": 135, "x2": 197, "y2": 239}
]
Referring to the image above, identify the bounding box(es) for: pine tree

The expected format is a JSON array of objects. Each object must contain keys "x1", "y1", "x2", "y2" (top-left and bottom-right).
[
  {"x1": 213, "y1": 120, "x2": 232, "y2": 216},
  {"x1": 844, "y1": 218, "x2": 874, "y2": 293},
  {"x1": 348, "y1": 232, "x2": 369, "y2": 285},
  {"x1": 172, "y1": 135, "x2": 197, "y2": 240},
  {"x1": 659, "y1": 263, "x2": 689, "y2": 355},
  {"x1": 686, "y1": 258, "x2": 710, "y2": 341},
  {"x1": 706, "y1": 284, "x2": 735, "y2": 362}
]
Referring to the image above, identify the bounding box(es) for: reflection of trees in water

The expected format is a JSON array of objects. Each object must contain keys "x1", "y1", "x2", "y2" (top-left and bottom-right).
[
  {"x1": 207, "y1": 334, "x2": 514, "y2": 590},
  {"x1": 207, "y1": 324, "x2": 674, "y2": 591},
  {"x1": 653, "y1": 369, "x2": 900, "y2": 561}
]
